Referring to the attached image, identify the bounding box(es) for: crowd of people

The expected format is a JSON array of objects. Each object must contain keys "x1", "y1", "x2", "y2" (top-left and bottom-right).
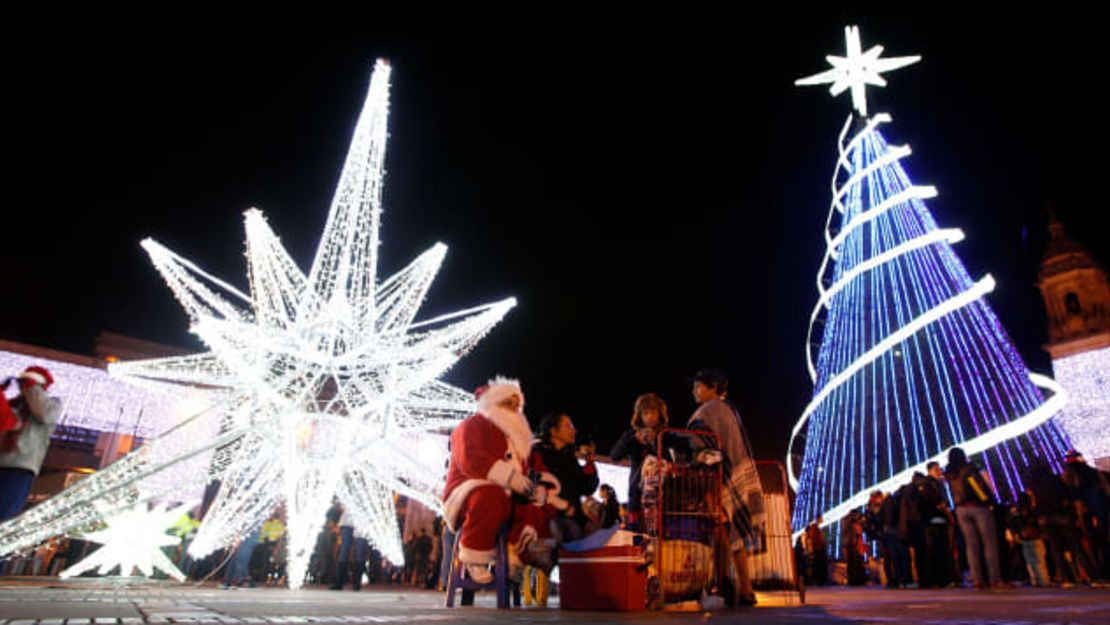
[
  {"x1": 797, "y1": 447, "x2": 1110, "y2": 590},
  {"x1": 7, "y1": 360, "x2": 1107, "y2": 604}
]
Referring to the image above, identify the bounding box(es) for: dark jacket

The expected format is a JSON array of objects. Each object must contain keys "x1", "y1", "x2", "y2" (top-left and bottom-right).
[
  {"x1": 609, "y1": 429, "x2": 655, "y2": 512},
  {"x1": 897, "y1": 480, "x2": 924, "y2": 542},
  {"x1": 534, "y1": 440, "x2": 599, "y2": 523},
  {"x1": 880, "y1": 491, "x2": 900, "y2": 532},
  {"x1": 1026, "y1": 465, "x2": 1070, "y2": 519},
  {"x1": 863, "y1": 505, "x2": 884, "y2": 542},
  {"x1": 919, "y1": 475, "x2": 950, "y2": 524}
]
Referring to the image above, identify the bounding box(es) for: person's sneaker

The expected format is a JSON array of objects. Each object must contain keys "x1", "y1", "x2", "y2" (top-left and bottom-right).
[{"x1": 466, "y1": 563, "x2": 494, "y2": 585}]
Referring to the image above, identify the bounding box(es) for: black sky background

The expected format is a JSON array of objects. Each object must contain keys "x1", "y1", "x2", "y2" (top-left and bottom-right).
[{"x1": 5, "y1": 11, "x2": 1107, "y2": 462}]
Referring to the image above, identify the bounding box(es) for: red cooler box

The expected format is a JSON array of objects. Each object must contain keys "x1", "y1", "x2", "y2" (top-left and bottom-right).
[{"x1": 558, "y1": 545, "x2": 647, "y2": 610}]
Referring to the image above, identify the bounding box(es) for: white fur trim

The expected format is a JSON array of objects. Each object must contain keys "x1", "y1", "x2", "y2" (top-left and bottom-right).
[
  {"x1": 536, "y1": 471, "x2": 568, "y2": 510},
  {"x1": 458, "y1": 543, "x2": 496, "y2": 565},
  {"x1": 487, "y1": 459, "x2": 515, "y2": 487},
  {"x1": 514, "y1": 525, "x2": 538, "y2": 553},
  {"x1": 443, "y1": 478, "x2": 502, "y2": 532},
  {"x1": 19, "y1": 371, "x2": 46, "y2": 386},
  {"x1": 477, "y1": 376, "x2": 524, "y2": 410}
]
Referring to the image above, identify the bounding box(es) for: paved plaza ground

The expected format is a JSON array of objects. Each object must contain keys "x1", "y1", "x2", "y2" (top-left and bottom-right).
[{"x1": 0, "y1": 578, "x2": 1107, "y2": 625}]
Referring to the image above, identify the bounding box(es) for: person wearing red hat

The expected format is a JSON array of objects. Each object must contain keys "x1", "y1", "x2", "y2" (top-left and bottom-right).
[
  {"x1": 442, "y1": 377, "x2": 539, "y2": 584},
  {"x1": 0, "y1": 366, "x2": 62, "y2": 520}
]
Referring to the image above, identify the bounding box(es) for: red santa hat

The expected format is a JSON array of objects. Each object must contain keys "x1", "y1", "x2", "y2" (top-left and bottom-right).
[
  {"x1": 474, "y1": 376, "x2": 532, "y2": 468},
  {"x1": 18, "y1": 366, "x2": 54, "y2": 390},
  {"x1": 475, "y1": 376, "x2": 525, "y2": 412}
]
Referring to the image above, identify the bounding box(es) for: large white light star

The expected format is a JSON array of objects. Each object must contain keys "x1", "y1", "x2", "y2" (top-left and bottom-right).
[
  {"x1": 60, "y1": 502, "x2": 191, "y2": 580},
  {"x1": 109, "y1": 60, "x2": 516, "y2": 588},
  {"x1": 795, "y1": 25, "x2": 920, "y2": 116}
]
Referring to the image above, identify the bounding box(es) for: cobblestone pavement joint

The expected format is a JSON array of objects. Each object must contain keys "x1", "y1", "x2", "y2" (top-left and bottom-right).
[{"x1": 1, "y1": 579, "x2": 1108, "y2": 625}]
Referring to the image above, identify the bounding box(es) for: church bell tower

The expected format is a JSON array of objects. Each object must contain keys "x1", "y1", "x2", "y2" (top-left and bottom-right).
[{"x1": 1037, "y1": 210, "x2": 1110, "y2": 468}]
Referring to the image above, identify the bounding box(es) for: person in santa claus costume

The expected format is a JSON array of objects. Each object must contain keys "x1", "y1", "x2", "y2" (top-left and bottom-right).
[
  {"x1": 1, "y1": 366, "x2": 62, "y2": 520},
  {"x1": 442, "y1": 377, "x2": 544, "y2": 584}
]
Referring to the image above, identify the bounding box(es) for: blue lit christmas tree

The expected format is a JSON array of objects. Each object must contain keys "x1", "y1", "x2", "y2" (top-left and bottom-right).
[{"x1": 789, "y1": 27, "x2": 1073, "y2": 537}]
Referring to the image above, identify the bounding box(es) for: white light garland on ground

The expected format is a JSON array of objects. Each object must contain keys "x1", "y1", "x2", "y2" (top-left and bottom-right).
[
  {"x1": 60, "y1": 502, "x2": 193, "y2": 580},
  {"x1": 1051, "y1": 346, "x2": 1110, "y2": 462},
  {"x1": 0, "y1": 400, "x2": 231, "y2": 556},
  {"x1": 105, "y1": 60, "x2": 515, "y2": 588}
]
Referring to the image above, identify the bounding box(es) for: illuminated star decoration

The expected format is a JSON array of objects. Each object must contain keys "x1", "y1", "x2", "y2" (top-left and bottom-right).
[
  {"x1": 109, "y1": 59, "x2": 517, "y2": 588},
  {"x1": 60, "y1": 502, "x2": 191, "y2": 580},
  {"x1": 795, "y1": 25, "x2": 920, "y2": 116}
]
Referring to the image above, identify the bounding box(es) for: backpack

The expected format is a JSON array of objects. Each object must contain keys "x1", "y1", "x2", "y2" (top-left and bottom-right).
[{"x1": 964, "y1": 467, "x2": 996, "y2": 505}]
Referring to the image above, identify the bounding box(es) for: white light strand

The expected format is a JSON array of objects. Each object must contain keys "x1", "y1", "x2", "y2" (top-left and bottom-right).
[
  {"x1": 789, "y1": 116, "x2": 999, "y2": 491},
  {"x1": 788, "y1": 274, "x2": 997, "y2": 489},
  {"x1": 805, "y1": 113, "x2": 938, "y2": 381}
]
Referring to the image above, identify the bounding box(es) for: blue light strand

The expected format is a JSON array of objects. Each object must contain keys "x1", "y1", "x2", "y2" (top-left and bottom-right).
[{"x1": 794, "y1": 120, "x2": 1073, "y2": 534}]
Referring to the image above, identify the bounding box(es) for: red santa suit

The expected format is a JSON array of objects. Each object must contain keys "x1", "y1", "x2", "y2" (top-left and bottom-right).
[{"x1": 442, "y1": 378, "x2": 538, "y2": 566}]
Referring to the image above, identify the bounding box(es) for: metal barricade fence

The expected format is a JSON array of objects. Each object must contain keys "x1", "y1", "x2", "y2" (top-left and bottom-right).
[{"x1": 750, "y1": 460, "x2": 804, "y2": 605}]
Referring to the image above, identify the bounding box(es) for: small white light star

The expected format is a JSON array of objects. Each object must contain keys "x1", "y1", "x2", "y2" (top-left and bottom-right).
[
  {"x1": 60, "y1": 502, "x2": 191, "y2": 580},
  {"x1": 795, "y1": 25, "x2": 920, "y2": 116}
]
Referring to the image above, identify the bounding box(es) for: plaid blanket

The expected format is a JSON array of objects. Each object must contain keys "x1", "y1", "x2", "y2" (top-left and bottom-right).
[{"x1": 722, "y1": 456, "x2": 766, "y2": 553}]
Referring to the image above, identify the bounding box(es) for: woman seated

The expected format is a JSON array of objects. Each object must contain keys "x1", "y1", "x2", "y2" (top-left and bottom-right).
[{"x1": 533, "y1": 412, "x2": 599, "y2": 543}]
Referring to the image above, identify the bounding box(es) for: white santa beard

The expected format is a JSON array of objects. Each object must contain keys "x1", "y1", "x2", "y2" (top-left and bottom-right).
[{"x1": 478, "y1": 405, "x2": 533, "y2": 468}]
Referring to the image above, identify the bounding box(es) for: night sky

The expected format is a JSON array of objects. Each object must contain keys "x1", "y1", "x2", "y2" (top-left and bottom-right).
[{"x1": 6, "y1": 12, "x2": 1108, "y2": 463}]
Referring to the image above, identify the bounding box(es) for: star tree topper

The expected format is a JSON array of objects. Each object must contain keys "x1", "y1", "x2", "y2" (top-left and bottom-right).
[
  {"x1": 110, "y1": 60, "x2": 517, "y2": 588},
  {"x1": 795, "y1": 25, "x2": 920, "y2": 116}
]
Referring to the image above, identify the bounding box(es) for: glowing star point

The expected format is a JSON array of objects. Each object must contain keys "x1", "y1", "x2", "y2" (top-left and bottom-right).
[
  {"x1": 103, "y1": 59, "x2": 516, "y2": 587},
  {"x1": 60, "y1": 503, "x2": 191, "y2": 580},
  {"x1": 796, "y1": 25, "x2": 920, "y2": 116}
]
